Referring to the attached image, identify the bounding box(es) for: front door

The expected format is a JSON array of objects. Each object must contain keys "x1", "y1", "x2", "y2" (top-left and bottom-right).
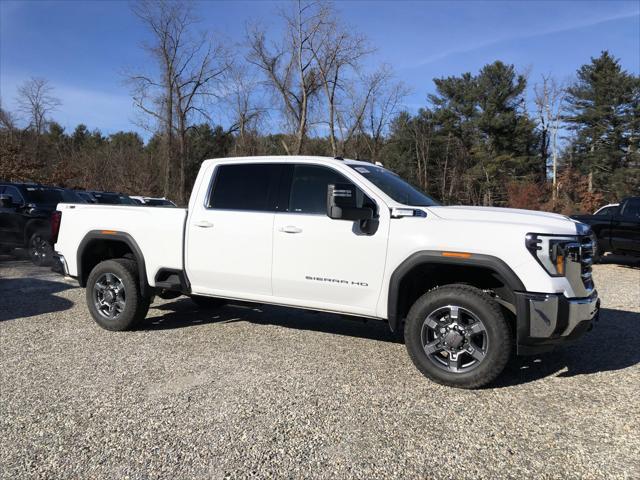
[
  {"x1": 272, "y1": 164, "x2": 389, "y2": 317},
  {"x1": 185, "y1": 163, "x2": 284, "y2": 299}
]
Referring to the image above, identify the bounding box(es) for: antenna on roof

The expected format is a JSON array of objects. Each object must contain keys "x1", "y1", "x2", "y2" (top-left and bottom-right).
[{"x1": 334, "y1": 156, "x2": 344, "y2": 161}]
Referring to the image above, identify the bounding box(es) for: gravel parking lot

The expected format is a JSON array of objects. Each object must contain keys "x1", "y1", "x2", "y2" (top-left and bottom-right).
[{"x1": 1, "y1": 253, "x2": 639, "y2": 479}]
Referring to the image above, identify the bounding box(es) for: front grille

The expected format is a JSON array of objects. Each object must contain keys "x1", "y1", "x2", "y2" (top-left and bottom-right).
[{"x1": 578, "y1": 235, "x2": 595, "y2": 291}]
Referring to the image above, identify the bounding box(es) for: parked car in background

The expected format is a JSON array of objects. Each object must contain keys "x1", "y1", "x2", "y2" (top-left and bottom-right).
[
  {"x1": 572, "y1": 197, "x2": 640, "y2": 259},
  {"x1": 0, "y1": 182, "x2": 86, "y2": 265},
  {"x1": 87, "y1": 191, "x2": 137, "y2": 205},
  {"x1": 130, "y1": 196, "x2": 177, "y2": 207},
  {"x1": 593, "y1": 203, "x2": 619, "y2": 216}
]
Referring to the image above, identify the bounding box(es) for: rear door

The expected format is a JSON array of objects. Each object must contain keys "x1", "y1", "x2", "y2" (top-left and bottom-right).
[
  {"x1": 611, "y1": 198, "x2": 640, "y2": 254},
  {"x1": 185, "y1": 163, "x2": 284, "y2": 299},
  {"x1": 271, "y1": 163, "x2": 389, "y2": 316}
]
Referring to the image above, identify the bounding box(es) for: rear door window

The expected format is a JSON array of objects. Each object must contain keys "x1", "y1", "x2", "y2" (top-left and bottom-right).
[{"x1": 209, "y1": 163, "x2": 283, "y2": 211}]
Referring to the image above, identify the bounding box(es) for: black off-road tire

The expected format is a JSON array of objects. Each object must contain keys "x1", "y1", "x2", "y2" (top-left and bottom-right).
[
  {"x1": 28, "y1": 231, "x2": 53, "y2": 266},
  {"x1": 405, "y1": 284, "x2": 512, "y2": 389},
  {"x1": 190, "y1": 295, "x2": 226, "y2": 310},
  {"x1": 86, "y1": 258, "x2": 150, "y2": 331}
]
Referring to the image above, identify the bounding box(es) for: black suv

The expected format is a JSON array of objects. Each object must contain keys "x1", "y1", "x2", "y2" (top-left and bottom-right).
[{"x1": 0, "y1": 183, "x2": 85, "y2": 265}]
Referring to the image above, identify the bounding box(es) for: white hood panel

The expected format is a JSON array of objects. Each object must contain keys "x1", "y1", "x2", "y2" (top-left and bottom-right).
[{"x1": 426, "y1": 206, "x2": 578, "y2": 234}]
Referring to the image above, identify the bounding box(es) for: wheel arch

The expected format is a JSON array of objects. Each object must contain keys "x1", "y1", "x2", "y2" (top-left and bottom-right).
[
  {"x1": 77, "y1": 230, "x2": 150, "y2": 297},
  {"x1": 387, "y1": 251, "x2": 526, "y2": 332},
  {"x1": 24, "y1": 218, "x2": 50, "y2": 246}
]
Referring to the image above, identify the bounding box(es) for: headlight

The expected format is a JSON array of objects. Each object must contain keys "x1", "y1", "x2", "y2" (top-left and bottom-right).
[{"x1": 525, "y1": 233, "x2": 580, "y2": 277}]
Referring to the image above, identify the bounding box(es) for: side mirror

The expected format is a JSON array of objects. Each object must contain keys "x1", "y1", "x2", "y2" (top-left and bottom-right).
[
  {"x1": 327, "y1": 183, "x2": 373, "y2": 221},
  {"x1": 0, "y1": 195, "x2": 13, "y2": 208}
]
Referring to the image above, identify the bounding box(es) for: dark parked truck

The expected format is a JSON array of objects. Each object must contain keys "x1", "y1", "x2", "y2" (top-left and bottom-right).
[
  {"x1": 0, "y1": 183, "x2": 85, "y2": 265},
  {"x1": 572, "y1": 197, "x2": 640, "y2": 259}
]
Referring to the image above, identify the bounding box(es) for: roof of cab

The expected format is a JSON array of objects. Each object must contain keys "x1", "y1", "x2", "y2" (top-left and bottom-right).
[{"x1": 202, "y1": 155, "x2": 375, "y2": 168}]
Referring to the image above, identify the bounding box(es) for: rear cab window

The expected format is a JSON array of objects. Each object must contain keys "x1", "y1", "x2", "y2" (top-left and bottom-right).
[{"x1": 208, "y1": 163, "x2": 284, "y2": 211}]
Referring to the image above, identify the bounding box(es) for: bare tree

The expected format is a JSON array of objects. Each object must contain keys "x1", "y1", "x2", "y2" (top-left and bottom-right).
[
  {"x1": 360, "y1": 66, "x2": 410, "y2": 162},
  {"x1": 128, "y1": 0, "x2": 227, "y2": 204},
  {"x1": 223, "y1": 63, "x2": 265, "y2": 155},
  {"x1": 16, "y1": 77, "x2": 61, "y2": 135},
  {"x1": 307, "y1": 5, "x2": 372, "y2": 156},
  {"x1": 247, "y1": 0, "x2": 326, "y2": 154},
  {"x1": 0, "y1": 101, "x2": 18, "y2": 132},
  {"x1": 534, "y1": 75, "x2": 566, "y2": 199},
  {"x1": 173, "y1": 37, "x2": 228, "y2": 203}
]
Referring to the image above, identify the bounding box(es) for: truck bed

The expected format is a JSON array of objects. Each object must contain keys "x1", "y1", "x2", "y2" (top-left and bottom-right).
[{"x1": 55, "y1": 203, "x2": 186, "y2": 285}]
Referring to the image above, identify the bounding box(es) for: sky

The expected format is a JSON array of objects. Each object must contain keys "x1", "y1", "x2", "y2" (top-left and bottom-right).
[{"x1": 1, "y1": 0, "x2": 639, "y2": 141}]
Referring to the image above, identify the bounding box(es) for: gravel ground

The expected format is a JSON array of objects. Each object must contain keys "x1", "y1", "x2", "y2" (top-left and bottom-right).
[{"x1": 1, "y1": 252, "x2": 639, "y2": 479}]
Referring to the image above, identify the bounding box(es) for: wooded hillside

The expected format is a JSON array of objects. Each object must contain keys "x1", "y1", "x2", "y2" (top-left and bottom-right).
[{"x1": 1, "y1": 1, "x2": 638, "y2": 212}]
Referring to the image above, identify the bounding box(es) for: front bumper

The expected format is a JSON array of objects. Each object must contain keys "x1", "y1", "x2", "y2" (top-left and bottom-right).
[{"x1": 515, "y1": 290, "x2": 600, "y2": 355}]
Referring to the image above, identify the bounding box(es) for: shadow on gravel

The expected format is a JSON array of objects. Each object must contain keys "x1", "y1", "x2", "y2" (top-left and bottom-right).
[
  {"x1": 495, "y1": 307, "x2": 640, "y2": 388},
  {"x1": 148, "y1": 299, "x2": 639, "y2": 387},
  {"x1": 0, "y1": 277, "x2": 75, "y2": 321},
  {"x1": 141, "y1": 297, "x2": 401, "y2": 343}
]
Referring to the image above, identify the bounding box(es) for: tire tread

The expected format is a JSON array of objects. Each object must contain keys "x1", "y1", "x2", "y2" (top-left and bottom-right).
[
  {"x1": 405, "y1": 284, "x2": 511, "y2": 389},
  {"x1": 86, "y1": 258, "x2": 150, "y2": 331}
]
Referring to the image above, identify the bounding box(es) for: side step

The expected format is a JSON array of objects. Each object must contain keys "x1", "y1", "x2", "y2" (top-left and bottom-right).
[{"x1": 154, "y1": 269, "x2": 190, "y2": 294}]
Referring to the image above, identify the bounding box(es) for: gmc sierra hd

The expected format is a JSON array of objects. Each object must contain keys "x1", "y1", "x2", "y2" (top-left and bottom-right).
[{"x1": 51, "y1": 156, "x2": 600, "y2": 388}]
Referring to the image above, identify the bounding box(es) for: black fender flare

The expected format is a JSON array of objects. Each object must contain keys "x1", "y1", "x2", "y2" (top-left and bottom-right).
[
  {"x1": 77, "y1": 230, "x2": 150, "y2": 297},
  {"x1": 387, "y1": 250, "x2": 526, "y2": 332}
]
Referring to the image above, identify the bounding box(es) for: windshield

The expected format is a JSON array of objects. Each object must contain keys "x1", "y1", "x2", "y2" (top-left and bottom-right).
[
  {"x1": 349, "y1": 164, "x2": 440, "y2": 207},
  {"x1": 595, "y1": 206, "x2": 616, "y2": 216}
]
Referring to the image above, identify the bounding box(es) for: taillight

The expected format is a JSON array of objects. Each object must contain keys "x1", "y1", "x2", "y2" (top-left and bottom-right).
[{"x1": 51, "y1": 211, "x2": 62, "y2": 244}]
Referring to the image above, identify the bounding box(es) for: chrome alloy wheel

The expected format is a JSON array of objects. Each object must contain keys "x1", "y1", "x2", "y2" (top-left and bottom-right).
[
  {"x1": 93, "y1": 273, "x2": 126, "y2": 320},
  {"x1": 421, "y1": 305, "x2": 489, "y2": 373}
]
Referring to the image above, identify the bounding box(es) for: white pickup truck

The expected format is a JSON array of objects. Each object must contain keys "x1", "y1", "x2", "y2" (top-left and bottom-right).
[{"x1": 52, "y1": 156, "x2": 600, "y2": 388}]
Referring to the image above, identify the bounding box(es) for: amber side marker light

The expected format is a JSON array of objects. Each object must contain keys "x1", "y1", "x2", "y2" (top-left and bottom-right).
[
  {"x1": 100, "y1": 230, "x2": 118, "y2": 235},
  {"x1": 556, "y1": 254, "x2": 565, "y2": 275},
  {"x1": 442, "y1": 251, "x2": 472, "y2": 259}
]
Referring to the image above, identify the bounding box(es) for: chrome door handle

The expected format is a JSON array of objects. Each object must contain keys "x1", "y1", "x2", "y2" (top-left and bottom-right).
[
  {"x1": 194, "y1": 220, "x2": 214, "y2": 228},
  {"x1": 279, "y1": 225, "x2": 302, "y2": 234}
]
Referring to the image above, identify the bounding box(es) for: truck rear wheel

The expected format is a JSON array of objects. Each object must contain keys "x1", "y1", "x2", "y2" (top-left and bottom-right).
[
  {"x1": 28, "y1": 231, "x2": 53, "y2": 266},
  {"x1": 404, "y1": 284, "x2": 511, "y2": 389},
  {"x1": 86, "y1": 258, "x2": 150, "y2": 331}
]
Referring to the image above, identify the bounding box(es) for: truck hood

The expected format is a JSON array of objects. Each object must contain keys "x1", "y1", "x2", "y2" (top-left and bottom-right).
[{"x1": 426, "y1": 205, "x2": 579, "y2": 234}]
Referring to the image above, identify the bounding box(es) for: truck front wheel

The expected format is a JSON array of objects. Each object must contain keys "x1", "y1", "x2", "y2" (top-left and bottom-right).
[
  {"x1": 404, "y1": 284, "x2": 512, "y2": 389},
  {"x1": 86, "y1": 259, "x2": 150, "y2": 331}
]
